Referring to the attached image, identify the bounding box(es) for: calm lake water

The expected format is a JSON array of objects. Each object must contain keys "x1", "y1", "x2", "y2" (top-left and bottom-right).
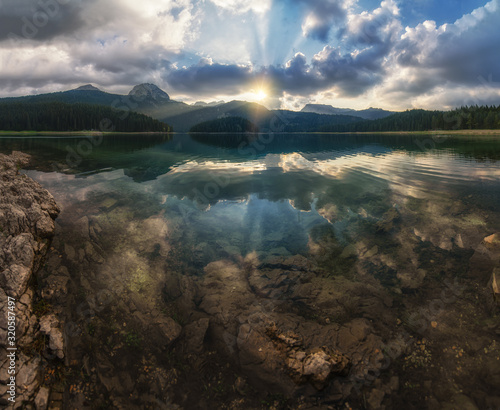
[{"x1": 1, "y1": 133, "x2": 500, "y2": 409}]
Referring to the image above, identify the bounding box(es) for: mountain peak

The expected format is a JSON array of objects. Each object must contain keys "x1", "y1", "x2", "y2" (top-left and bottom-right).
[
  {"x1": 74, "y1": 84, "x2": 100, "y2": 91},
  {"x1": 128, "y1": 83, "x2": 170, "y2": 102}
]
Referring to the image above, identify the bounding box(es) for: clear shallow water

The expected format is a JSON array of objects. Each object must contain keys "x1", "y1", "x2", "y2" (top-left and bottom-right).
[
  {"x1": 2, "y1": 133, "x2": 500, "y2": 408},
  {"x1": 2, "y1": 133, "x2": 500, "y2": 260}
]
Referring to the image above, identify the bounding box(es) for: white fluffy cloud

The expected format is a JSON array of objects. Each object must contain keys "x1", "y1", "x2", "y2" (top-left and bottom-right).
[
  {"x1": 377, "y1": 0, "x2": 500, "y2": 109},
  {"x1": 209, "y1": 0, "x2": 271, "y2": 14}
]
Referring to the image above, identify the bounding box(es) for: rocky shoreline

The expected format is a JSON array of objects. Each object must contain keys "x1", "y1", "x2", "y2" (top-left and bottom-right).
[{"x1": 0, "y1": 152, "x2": 62, "y2": 408}]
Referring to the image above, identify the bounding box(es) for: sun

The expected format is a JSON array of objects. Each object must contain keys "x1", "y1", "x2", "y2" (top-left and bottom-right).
[
  {"x1": 255, "y1": 89, "x2": 267, "y2": 100},
  {"x1": 253, "y1": 88, "x2": 267, "y2": 101}
]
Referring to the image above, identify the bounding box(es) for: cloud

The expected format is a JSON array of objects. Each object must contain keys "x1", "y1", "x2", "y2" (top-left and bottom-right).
[
  {"x1": 297, "y1": 0, "x2": 348, "y2": 41},
  {"x1": 0, "y1": 0, "x2": 199, "y2": 94},
  {"x1": 382, "y1": 0, "x2": 500, "y2": 107},
  {"x1": 164, "y1": 0, "x2": 404, "y2": 100},
  {"x1": 165, "y1": 58, "x2": 253, "y2": 94},
  {"x1": 209, "y1": 0, "x2": 271, "y2": 14},
  {"x1": 0, "y1": 0, "x2": 91, "y2": 42},
  {"x1": 165, "y1": 43, "x2": 389, "y2": 98},
  {"x1": 346, "y1": 0, "x2": 401, "y2": 46},
  {"x1": 0, "y1": 0, "x2": 498, "y2": 111}
]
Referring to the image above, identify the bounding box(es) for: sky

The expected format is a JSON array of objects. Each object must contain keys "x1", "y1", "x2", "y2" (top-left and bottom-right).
[{"x1": 0, "y1": 0, "x2": 499, "y2": 111}]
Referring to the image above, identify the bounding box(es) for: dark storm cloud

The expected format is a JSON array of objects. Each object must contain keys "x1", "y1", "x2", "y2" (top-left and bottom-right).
[
  {"x1": 0, "y1": 0, "x2": 90, "y2": 42},
  {"x1": 166, "y1": 60, "x2": 253, "y2": 93}
]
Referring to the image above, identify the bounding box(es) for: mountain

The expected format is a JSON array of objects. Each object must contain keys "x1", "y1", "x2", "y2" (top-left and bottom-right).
[
  {"x1": 0, "y1": 85, "x2": 365, "y2": 132},
  {"x1": 301, "y1": 104, "x2": 395, "y2": 120},
  {"x1": 160, "y1": 100, "x2": 364, "y2": 132},
  {"x1": 0, "y1": 83, "x2": 175, "y2": 109},
  {"x1": 129, "y1": 83, "x2": 170, "y2": 103},
  {"x1": 75, "y1": 84, "x2": 101, "y2": 91},
  {"x1": 193, "y1": 101, "x2": 225, "y2": 107}
]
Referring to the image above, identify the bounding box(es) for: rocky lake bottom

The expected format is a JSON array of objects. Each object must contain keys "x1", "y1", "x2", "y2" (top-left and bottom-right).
[{"x1": 1, "y1": 133, "x2": 500, "y2": 409}]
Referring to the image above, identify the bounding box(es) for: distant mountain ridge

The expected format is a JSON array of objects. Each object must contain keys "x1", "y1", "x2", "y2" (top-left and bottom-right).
[
  {"x1": 2, "y1": 85, "x2": 492, "y2": 133},
  {"x1": 0, "y1": 84, "x2": 374, "y2": 132},
  {"x1": 301, "y1": 104, "x2": 395, "y2": 120}
]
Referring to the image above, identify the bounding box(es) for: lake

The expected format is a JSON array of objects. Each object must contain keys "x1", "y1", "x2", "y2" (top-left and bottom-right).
[{"x1": 1, "y1": 133, "x2": 500, "y2": 409}]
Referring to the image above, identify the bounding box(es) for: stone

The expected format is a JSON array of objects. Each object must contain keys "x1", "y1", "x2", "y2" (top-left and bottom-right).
[
  {"x1": 0, "y1": 153, "x2": 60, "y2": 408},
  {"x1": 16, "y1": 354, "x2": 41, "y2": 395},
  {"x1": 484, "y1": 233, "x2": 500, "y2": 247},
  {"x1": 365, "y1": 245, "x2": 379, "y2": 258},
  {"x1": 234, "y1": 377, "x2": 247, "y2": 395},
  {"x1": 340, "y1": 244, "x2": 357, "y2": 258},
  {"x1": 64, "y1": 244, "x2": 76, "y2": 261},
  {"x1": 0, "y1": 152, "x2": 59, "y2": 298},
  {"x1": 367, "y1": 388, "x2": 385, "y2": 410},
  {"x1": 376, "y1": 207, "x2": 400, "y2": 233},
  {"x1": 35, "y1": 387, "x2": 50, "y2": 410},
  {"x1": 184, "y1": 318, "x2": 210, "y2": 353},
  {"x1": 39, "y1": 315, "x2": 65, "y2": 359},
  {"x1": 397, "y1": 269, "x2": 426, "y2": 289},
  {"x1": 156, "y1": 316, "x2": 182, "y2": 346},
  {"x1": 302, "y1": 348, "x2": 348, "y2": 390},
  {"x1": 490, "y1": 267, "x2": 500, "y2": 296},
  {"x1": 482, "y1": 233, "x2": 500, "y2": 262},
  {"x1": 441, "y1": 394, "x2": 479, "y2": 410},
  {"x1": 302, "y1": 350, "x2": 332, "y2": 386},
  {"x1": 0, "y1": 234, "x2": 36, "y2": 298}
]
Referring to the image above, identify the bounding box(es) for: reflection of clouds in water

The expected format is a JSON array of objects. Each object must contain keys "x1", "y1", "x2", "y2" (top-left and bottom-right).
[
  {"x1": 165, "y1": 150, "x2": 500, "y2": 187},
  {"x1": 26, "y1": 149, "x2": 500, "y2": 219}
]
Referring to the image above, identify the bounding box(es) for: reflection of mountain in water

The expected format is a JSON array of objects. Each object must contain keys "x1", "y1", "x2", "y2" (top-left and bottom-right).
[{"x1": 1, "y1": 134, "x2": 499, "y2": 185}]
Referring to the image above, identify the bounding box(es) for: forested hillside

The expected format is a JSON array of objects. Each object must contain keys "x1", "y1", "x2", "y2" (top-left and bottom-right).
[
  {"x1": 0, "y1": 102, "x2": 171, "y2": 132},
  {"x1": 190, "y1": 116, "x2": 259, "y2": 133},
  {"x1": 320, "y1": 106, "x2": 500, "y2": 132}
]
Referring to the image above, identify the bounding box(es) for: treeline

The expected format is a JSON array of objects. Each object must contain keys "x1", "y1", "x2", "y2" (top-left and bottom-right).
[
  {"x1": 190, "y1": 116, "x2": 259, "y2": 133},
  {"x1": 0, "y1": 102, "x2": 172, "y2": 132},
  {"x1": 320, "y1": 106, "x2": 500, "y2": 132},
  {"x1": 275, "y1": 111, "x2": 361, "y2": 133}
]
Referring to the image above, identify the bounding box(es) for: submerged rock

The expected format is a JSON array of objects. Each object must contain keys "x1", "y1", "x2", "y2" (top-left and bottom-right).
[
  {"x1": 290, "y1": 347, "x2": 350, "y2": 390},
  {"x1": 491, "y1": 267, "x2": 500, "y2": 295},
  {"x1": 397, "y1": 269, "x2": 426, "y2": 289},
  {"x1": 376, "y1": 207, "x2": 400, "y2": 233},
  {"x1": 39, "y1": 314, "x2": 65, "y2": 359},
  {"x1": 484, "y1": 233, "x2": 500, "y2": 247},
  {"x1": 184, "y1": 318, "x2": 210, "y2": 353}
]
